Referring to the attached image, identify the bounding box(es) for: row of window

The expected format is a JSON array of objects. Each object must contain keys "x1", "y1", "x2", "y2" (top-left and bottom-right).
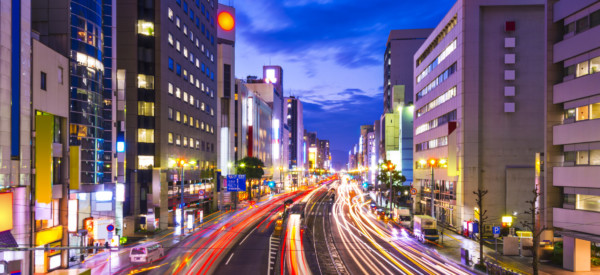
[
  {"x1": 564, "y1": 149, "x2": 600, "y2": 166},
  {"x1": 417, "y1": 86, "x2": 457, "y2": 118},
  {"x1": 167, "y1": 107, "x2": 214, "y2": 133},
  {"x1": 415, "y1": 109, "x2": 457, "y2": 135},
  {"x1": 167, "y1": 132, "x2": 215, "y2": 152},
  {"x1": 416, "y1": 15, "x2": 458, "y2": 66},
  {"x1": 168, "y1": 2, "x2": 215, "y2": 47},
  {"x1": 417, "y1": 40, "x2": 457, "y2": 83},
  {"x1": 167, "y1": 32, "x2": 213, "y2": 64},
  {"x1": 564, "y1": 56, "x2": 600, "y2": 79},
  {"x1": 415, "y1": 136, "x2": 448, "y2": 152},
  {"x1": 564, "y1": 9, "x2": 600, "y2": 38},
  {"x1": 564, "y1": 102, "x2": 600, "y2": 122},
  {"x1": 416, "y1": 63, "x2": 457, "y2": 101},
  {"x1": 167, "y1": 82, "x2": 214, "y2": 115}
]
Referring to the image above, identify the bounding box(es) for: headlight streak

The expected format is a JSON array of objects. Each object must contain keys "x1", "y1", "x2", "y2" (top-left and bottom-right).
[{"x1": 344, "y1": 182, "x2": 473, "y2": 275}]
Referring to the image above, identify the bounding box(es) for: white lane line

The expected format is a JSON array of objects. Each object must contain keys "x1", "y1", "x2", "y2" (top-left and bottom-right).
[
  {"x1": 225, "y1": 253, "x2": 234, "y2": 265},
  {"x1": 239, "y1": 227, "x2": 258, "y2": 245}
]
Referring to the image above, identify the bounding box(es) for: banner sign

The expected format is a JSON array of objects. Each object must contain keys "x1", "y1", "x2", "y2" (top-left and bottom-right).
[{"x1": 226, "y1": 175, "x2": 247, "y2": 192}]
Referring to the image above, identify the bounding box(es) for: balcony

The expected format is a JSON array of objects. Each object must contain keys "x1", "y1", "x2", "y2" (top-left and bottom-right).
[
  {"x1": 553, "y1": 208, "x2": 600, "y2": 236},
  {"x1": 554, "y1": 25, "x2": 600, "y2": 63},
  {"x1": 553, "y1": 73, "x2": 600, "y2": 104},
  {"x1": 554, "y1": 166, "x2": 600, "y2": 188},
  {"x1": 553, "y1": 119, "x2": 600, "y2": 145}
]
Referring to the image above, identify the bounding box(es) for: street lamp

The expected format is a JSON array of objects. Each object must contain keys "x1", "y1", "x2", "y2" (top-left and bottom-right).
[{"x1": 381, "y1": 160, "x2": 396, "y2": 213}]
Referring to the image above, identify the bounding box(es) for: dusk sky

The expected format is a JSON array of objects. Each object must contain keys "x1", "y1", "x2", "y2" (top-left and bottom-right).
[{"x1": 221, "y1": 0, "x2": 456, "y2": 169}]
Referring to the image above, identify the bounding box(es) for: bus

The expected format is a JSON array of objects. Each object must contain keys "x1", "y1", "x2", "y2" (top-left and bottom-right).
[{"x1": 129, "y1": 242, "x2": 164, "y2": 263}]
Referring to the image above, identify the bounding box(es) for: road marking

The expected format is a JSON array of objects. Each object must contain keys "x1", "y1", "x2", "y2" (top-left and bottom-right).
[
  {"x1": 239, "y1": 227, "x2": 257, "y2": 245},
  {"x1": 225, "y1": 253, "x2": 234, "y2": 265}
]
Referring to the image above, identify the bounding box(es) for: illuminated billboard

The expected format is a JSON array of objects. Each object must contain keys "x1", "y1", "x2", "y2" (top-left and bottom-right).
[{"x1": 0, "y1": 192, "x2": 13, "y2": 231}]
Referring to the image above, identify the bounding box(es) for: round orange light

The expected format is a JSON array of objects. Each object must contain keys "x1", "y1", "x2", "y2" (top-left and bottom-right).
[{"x1": 218, "y1": 11, "x2": 235, "y2": 31}]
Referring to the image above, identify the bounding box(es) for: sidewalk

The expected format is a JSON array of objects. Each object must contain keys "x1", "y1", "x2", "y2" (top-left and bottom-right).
[
  {"x1": 367, "y1": 192, "x2": 600, "y2": 274},
  {"x1": 437, "y1": 226, "x2": 600, "y2": 275}
]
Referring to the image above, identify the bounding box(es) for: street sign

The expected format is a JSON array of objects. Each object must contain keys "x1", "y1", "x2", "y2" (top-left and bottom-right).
[
  {"x1": 226, "y1": 175, "x2": 247, "y2": 192},
  {"x1": 493, "y1": 226, "x2": 501, "y2": 238},
  {"x1": 410, "y1": 188, "x2": 417, "y2": 195},
  {"x1": 199, "y1": 190, "x2": 205, "y2": 196},
  {"x1": 107, "y1": 224, "x2": 115, "y2": 232}
]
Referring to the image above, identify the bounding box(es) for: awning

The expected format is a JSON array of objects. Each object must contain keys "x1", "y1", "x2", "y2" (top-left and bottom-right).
[{"x1": 0, "y1": 230, "x2": 18, "y2": 248}]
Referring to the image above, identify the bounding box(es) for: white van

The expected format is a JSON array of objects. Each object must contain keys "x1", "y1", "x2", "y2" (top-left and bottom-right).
[{"x1": 129, "y1": 242, "x2": 164, "y2": 263}]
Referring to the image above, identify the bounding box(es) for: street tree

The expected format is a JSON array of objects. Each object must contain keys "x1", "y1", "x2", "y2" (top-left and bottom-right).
[
  {"x1": 377, "y1": 164, "x2": 407, "y2": 209},
  {"x1": 474, "y1": 188, "x2": 489, "y2": 271},
  {"x1": 236, "y1": 156, "x2": 265, "y2": 200},
  {"x1": 520, "y1": 187, "x2": 545, "y2": 275}
]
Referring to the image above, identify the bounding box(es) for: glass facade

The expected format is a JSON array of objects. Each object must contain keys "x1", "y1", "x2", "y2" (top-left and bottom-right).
[{"x1": 70, "y1": 0, "x2": 106, "y2": 184}]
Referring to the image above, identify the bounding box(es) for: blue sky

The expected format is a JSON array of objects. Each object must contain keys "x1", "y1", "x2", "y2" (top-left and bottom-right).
[{"x1": 221, "y1": 0, "x2": 455, "y2": 168}]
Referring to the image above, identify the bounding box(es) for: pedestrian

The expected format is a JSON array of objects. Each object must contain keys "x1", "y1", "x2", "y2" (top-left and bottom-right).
[{"x1": 80, "y1": 254, "x2": 85, "y2": 263}]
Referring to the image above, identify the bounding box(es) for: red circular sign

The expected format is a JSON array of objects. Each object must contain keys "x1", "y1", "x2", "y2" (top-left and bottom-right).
[
  {"x1": 218, "y1": 11, "x2": 235, "y2": 31},
  {"x1": 107, "y1": 224, "x2": 115, "y2": 232},
  {"x1": 410, "y1": 188, "x2": 417, "y2": 195}
]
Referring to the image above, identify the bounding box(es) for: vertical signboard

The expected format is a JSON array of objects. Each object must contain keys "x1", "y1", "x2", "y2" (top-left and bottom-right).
[
  {"x1": 70, "y1": 146, "x2": 80, "y2": 190},
  {"x1": 35, "y1": 114, "x2": 53, "y2": 203}
]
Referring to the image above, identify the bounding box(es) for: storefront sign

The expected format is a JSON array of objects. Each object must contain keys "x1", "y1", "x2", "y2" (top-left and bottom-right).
[
  {"x1": 35, "y1": 226, "x2": 63, "y2": 246},
  {"x1": 0, "y1": 193, "x2": 13, "y2": 231},
  {"x1": 68, "y1": 199, "x2": 78, "y2": 232}
]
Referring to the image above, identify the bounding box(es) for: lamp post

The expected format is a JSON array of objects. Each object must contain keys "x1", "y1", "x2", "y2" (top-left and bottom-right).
[
  {"x1": 175, "y1": 159, "x2": 195, "y2": 235},
  {"x1": 381, "y1": 160, "x2": 396, "y2": 213},
  {"x1": 421, "y1": 158, "x2": 446, "y2": 219},
  {"x1": 278, "y1": 166, "x2": 283, "y2": 193}
]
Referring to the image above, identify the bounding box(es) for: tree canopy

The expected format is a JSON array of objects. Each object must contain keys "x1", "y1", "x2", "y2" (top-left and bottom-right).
[{"x1": 236, "y1": 156, "x2": 265, "y2": 180}]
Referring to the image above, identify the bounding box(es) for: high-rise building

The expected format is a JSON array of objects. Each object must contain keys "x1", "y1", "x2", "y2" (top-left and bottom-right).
[
  {"x1": 317, "y1": 139, "x2": 331, "y2": 170},
  {"x1": 384, "y1": 29, "x2": 432, "y2": 113},
  {"x1": 32, "y1": 0, "x2": 126, "y2": 265},
  {"x1": 0, "y1": 2, "x2": 33, "y2": 272},
  {"x1": 413, "y1": 0, "x2": 545, "y2": 227},
  {"x1": 286, "y1": 96, "x2": 305, "y2": 188},
  {"x1": 544, "y1": 0, "x2": 600, "y2": 271},
  {"x1": 117, "y1": 0, "x2": 218, "y2": 228}
]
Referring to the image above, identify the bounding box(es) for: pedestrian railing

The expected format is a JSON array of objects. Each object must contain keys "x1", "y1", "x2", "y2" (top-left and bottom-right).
[{"x1": 484, "y1": 260, "x2": 524, "y2": 275}]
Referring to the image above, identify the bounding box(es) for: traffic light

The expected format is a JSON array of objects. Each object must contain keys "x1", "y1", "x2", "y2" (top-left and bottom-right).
[{"x1": 502, "y1": 216, "x2": 513, "y2": 227}]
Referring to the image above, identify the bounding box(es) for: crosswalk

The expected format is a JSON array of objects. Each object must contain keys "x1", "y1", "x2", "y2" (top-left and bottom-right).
[{"x1": 267, "y1": 235, "x2": 280, "y2": 275}]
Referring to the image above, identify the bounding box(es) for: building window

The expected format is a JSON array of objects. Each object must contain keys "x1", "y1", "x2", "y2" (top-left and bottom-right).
[
  {"x1": 137, "y1": 20, "x2": 155, "y2": 36},
  {"x1": 183, "y1": 69, "x2": 188, "y2": 80},
  {"x1": 189, "y1": 95, "x2": 194, "y2": 106},
  {"x1": 176, "y1": 134, "x2": 181, "y2": 146},
  {"x1": 189, "y1": 116, "x2": 194, "y2": 127},
  {"x1": 176, "y1": 64, "x2": 181, "y2": 76},
  {"x1": 137, "y1": 129, "x2": 155, "y2": 143},
  {"x1": 168, "y1": 83, "x2": 174, "y2": 94},
  {"x1": 176, "y1": 16, "x2": 181, "y2": 28},
  {"x1": 183, "y1": 136, "x2": 188, "y2": 147},
  {"x1": 577, "y1": 105, "x2": 589, "y2": 121},
  {"x1": 137, "y1": 74, "x2": 154, "y2": 89},
  {"x1": 168, "y1": 132, "x2": 174, "y2": 144},
  {"x1": 138, "y1": 156, "x2": 154, "y2": 169},
  {"x1": 183, "y1": 1, "x2": 188, "y2": 13},
  {"x1": 168, "y1": 58, "x2": 174, "y2": 71},
  {"x1": 168, "y1": 33, "x2": 174, "y2": 45},
  {"x1": 577, "y1": 60, "x2": 590, "y2": 77},
  {"x1": 41, "y1": 71, "x2": 47, "y2": 90},
  {"x1": 591, "y1": 10, "x2": 600, "y2": 29},
  {"x1": 183, "y1": 24, "x2": 188, "y2": 35},
  {"x1": 576, "y1": 194, "x2": 600, "y2": 212},
  {"x1": 196, "y1": 120, "x2": 199, "y2": 128},
  {"x1": 168, "y1": 107, "x2": 173, "y2": 120},
  {"x1": 183, "y1": 91, "x2": 188, "y2": 102},
  {"x1": 183, "y1": 47, "x2": 188, "y2": 58},
  {"x1": 168, "y1": 7, "x2": 174, "y2": 20},
  {"x1": 176, "y1": 40, "x2": 181, "y2": 52},
  {"x1": 183, "y1": 114, "x2": 188, "y2": 124},
  {"x1": 138, "y1": 101, "x2": 155, "y2": 116},
  {"x1": 175, "y1": 87, "x2": 181, "y2": 98},
  {"x1": 176, "y1": 111, "x2": 181, "y2": 122},
  {"x1": 576, "y1": 17, "x2": 589, "y2": 33},
  {"x1": 58, "y1": 67, "x2": 63, "y2": 84}
]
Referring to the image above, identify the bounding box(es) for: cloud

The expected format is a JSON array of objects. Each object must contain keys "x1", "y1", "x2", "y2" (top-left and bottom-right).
[{"x1": 300, "y1": 89, "x2": 383, "y2": 168}]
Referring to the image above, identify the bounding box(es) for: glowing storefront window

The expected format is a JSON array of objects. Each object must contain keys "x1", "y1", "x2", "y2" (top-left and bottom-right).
[{"x1": 576, "y1": 194, "x2": 600, "y2": 212}]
